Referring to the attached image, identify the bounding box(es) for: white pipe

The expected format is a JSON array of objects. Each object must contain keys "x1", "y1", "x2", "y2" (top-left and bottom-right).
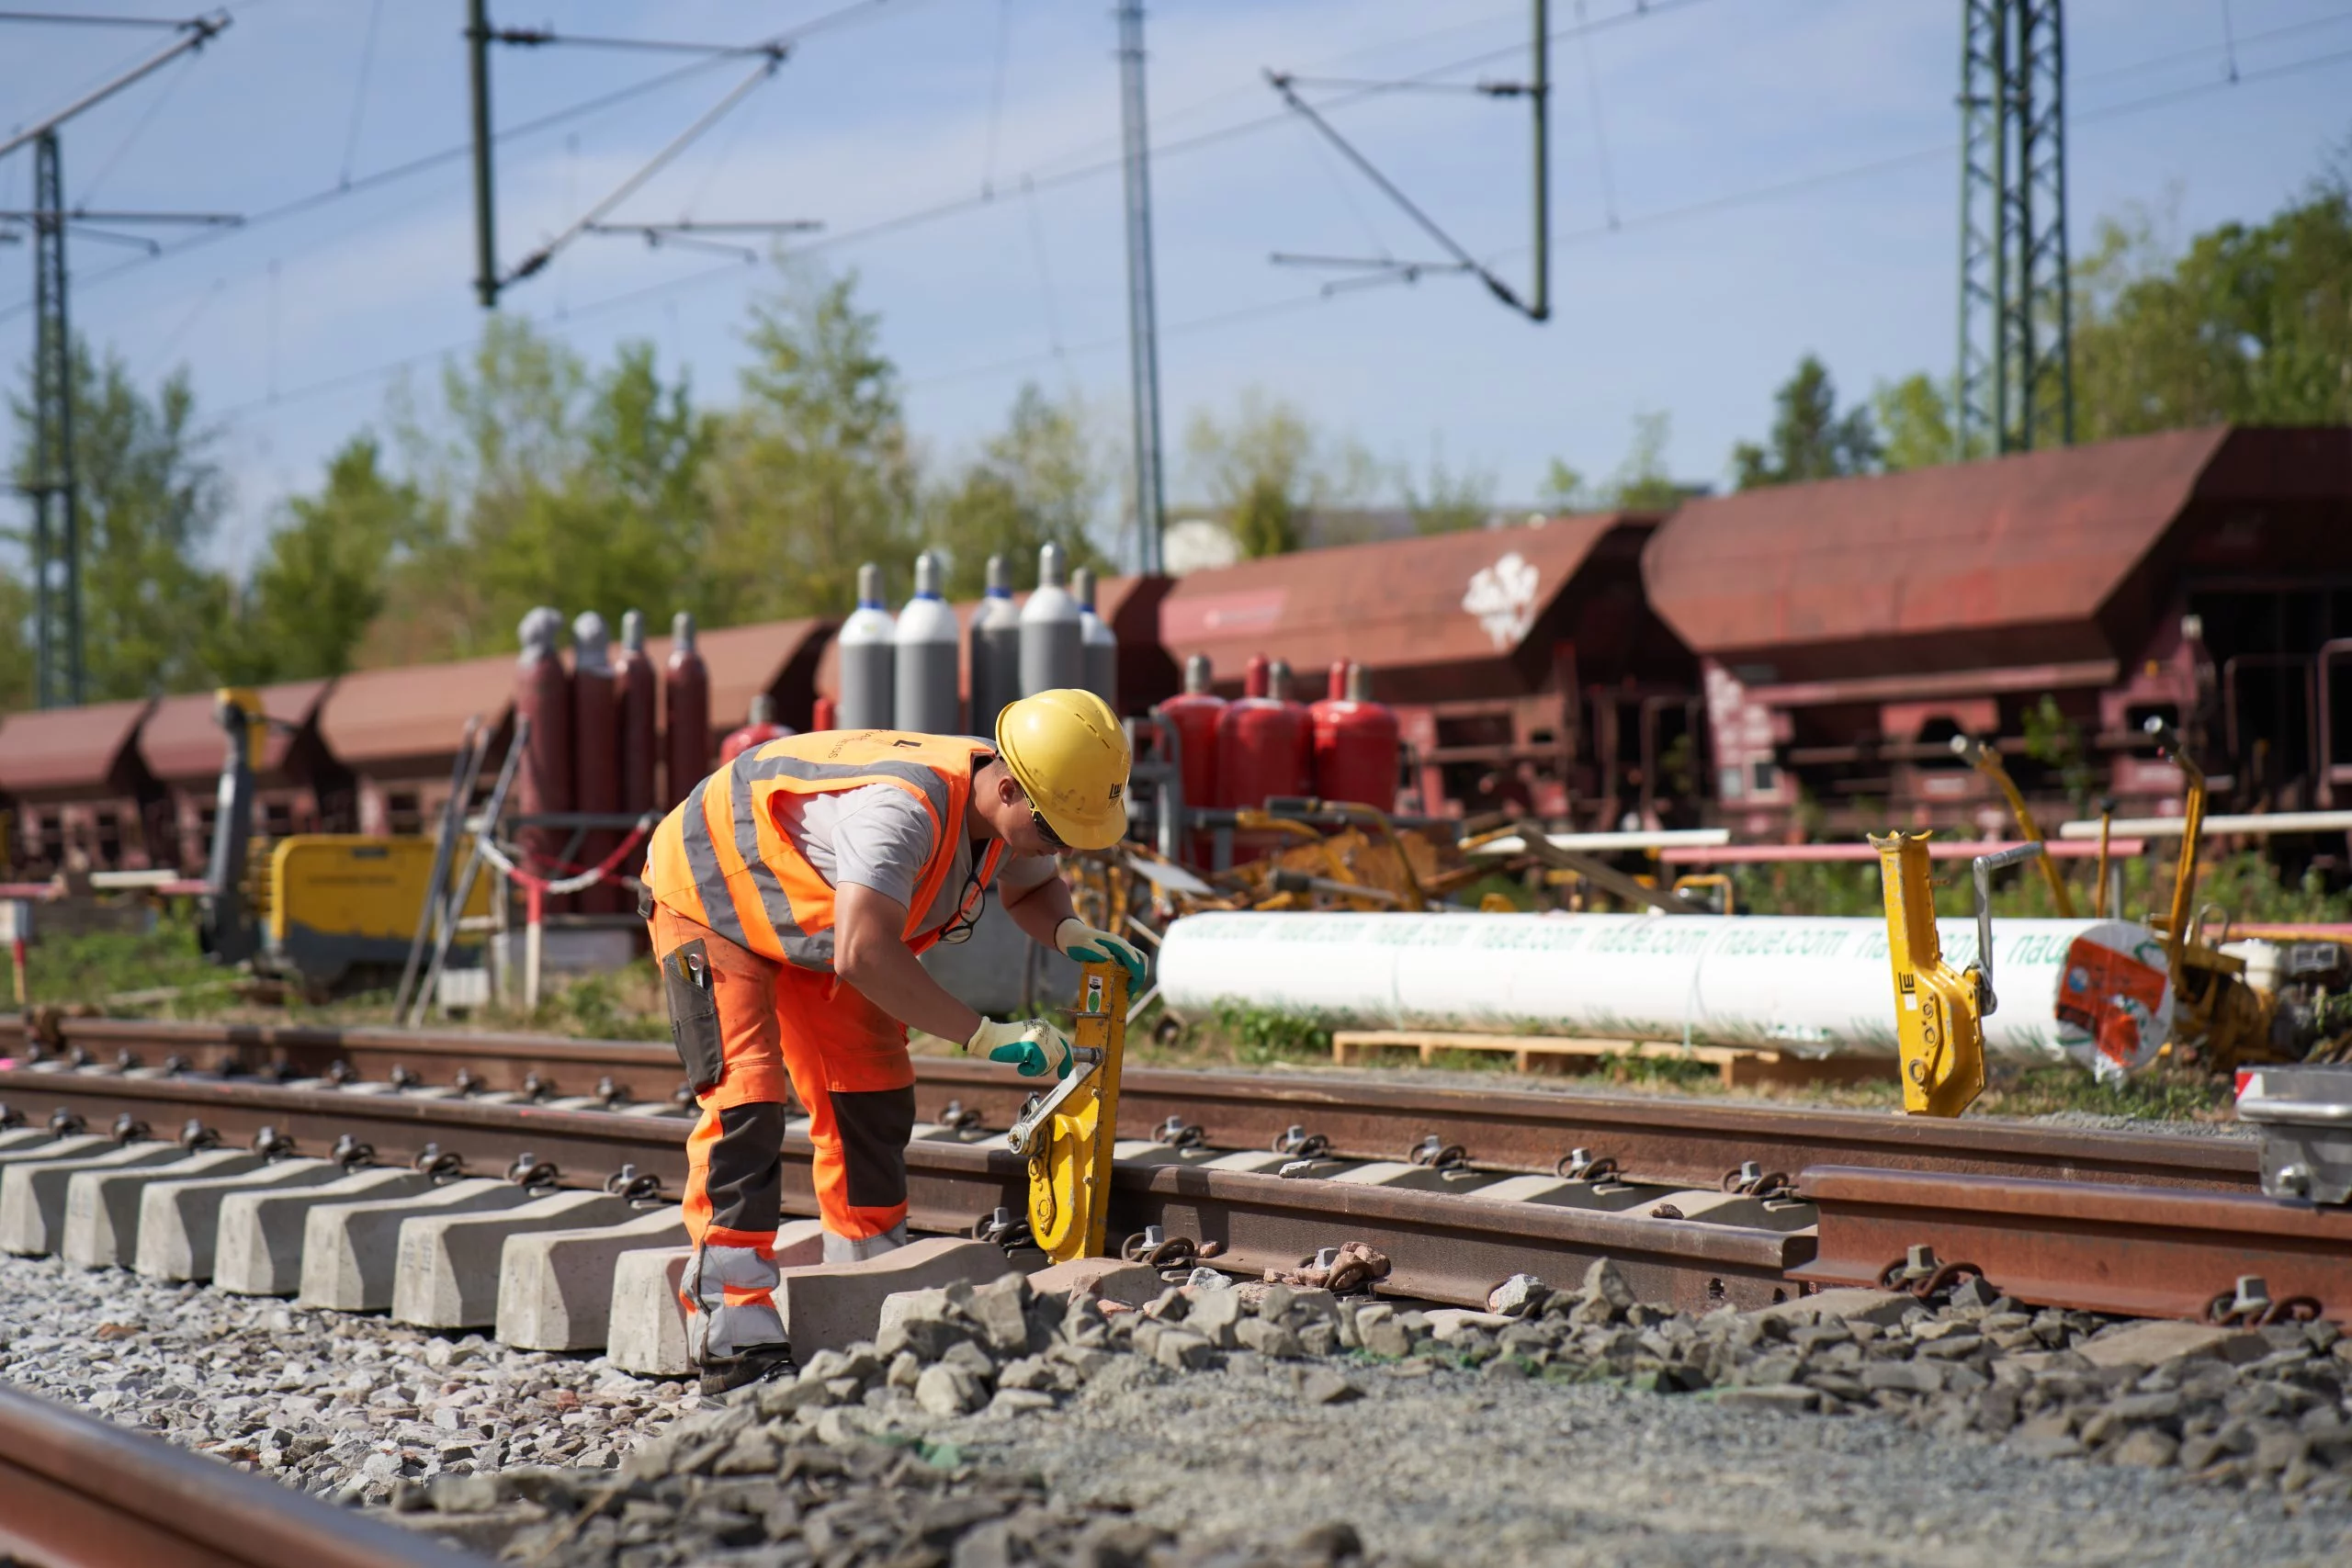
[
  {"x1": 1467, "y1": 828, "x2": 1732, "y2": 856},
  {"x1": 1158, "y1": 911, "x2": 2174, "y2": 1077},
  {"x1": 2058, "y1": 810, "x2": 2352, "y2": 840}
]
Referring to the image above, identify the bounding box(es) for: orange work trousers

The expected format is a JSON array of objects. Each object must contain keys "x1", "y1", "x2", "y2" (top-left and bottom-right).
[{"x1": 648, "y1": 904, "x2": 916, "y2": 1362}]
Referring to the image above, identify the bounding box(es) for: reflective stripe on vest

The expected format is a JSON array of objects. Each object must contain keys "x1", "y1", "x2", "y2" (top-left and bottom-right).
[{"x1": 647, "y1": 731, "x2": 1008, "y2": 970}]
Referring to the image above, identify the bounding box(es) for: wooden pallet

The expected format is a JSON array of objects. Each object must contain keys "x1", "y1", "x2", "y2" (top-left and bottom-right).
[{"x1": 1328, "y1": 1029, "x2": 1890, "y2": 1091}]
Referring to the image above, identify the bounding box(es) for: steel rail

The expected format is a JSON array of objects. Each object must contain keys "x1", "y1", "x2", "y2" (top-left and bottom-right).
[
  {"x1": 0, "y1": 1067, "x2": 1806, "y2": 1311},
  {"x1": 1793, "y1": 1165, "x2": 2352, "y2": 1322},
  {"x1": 0, "y1": 1380, "x2": 457, "y2": 1568},
  {"x1": 0, "y1": 1015, "x2": 2261, "y2": 1192}
]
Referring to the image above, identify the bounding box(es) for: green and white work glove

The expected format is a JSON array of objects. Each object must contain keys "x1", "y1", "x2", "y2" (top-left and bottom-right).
[
  {"x1": 1053, "y1": 917, "x2": 1149, "y2": 986},
  {"x1": 967, "y1": 1017, "x2": 1074, "y2": 1080}
]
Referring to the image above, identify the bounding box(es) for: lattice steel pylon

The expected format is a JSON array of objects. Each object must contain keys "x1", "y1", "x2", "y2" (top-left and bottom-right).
[
  {"x1": 1956, "y1": 0, "x2": 2072, "y2": 457},
  {"x1": 28, "y1": 131, "x2": 81, "y2": 708}
]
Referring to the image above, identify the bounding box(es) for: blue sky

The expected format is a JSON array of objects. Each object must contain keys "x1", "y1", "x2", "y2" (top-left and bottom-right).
[{"x1": 3, "y1": 0, "x2": 2348, "y2": 577}]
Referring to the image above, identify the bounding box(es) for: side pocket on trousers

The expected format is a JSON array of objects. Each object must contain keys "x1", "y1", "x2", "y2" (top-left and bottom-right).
[{"x1": 662, "y1": 940, "x2": 725, "y2": 1094}]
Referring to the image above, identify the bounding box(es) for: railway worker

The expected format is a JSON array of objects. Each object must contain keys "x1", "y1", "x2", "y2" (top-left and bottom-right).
[{"x1": 639, "y1": 689, "x2": 1148, "y2": 1393}]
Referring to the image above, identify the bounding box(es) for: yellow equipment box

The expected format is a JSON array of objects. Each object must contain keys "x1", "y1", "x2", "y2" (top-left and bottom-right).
[{"x1": 266, "y1": 836, "x2": 490, "y2": 987}]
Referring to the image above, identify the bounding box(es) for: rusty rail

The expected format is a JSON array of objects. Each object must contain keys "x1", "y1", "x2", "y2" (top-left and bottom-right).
[
  {"x1": 0, "y1": 1381, "x2": 459, "y2": 1568},
  {"x1": 0, "y1": 1013, "x2": 2260, "y2": 1192},
  {"x1": 1793, "y1": 1165, "x2": 2352, "y2": 1322},
  {"x1": 0, "y1": 1066, "x2": 1804, "y2": 1311}
]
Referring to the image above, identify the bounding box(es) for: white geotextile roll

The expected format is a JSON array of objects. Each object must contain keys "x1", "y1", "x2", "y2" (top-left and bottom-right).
[{"x1": 1157, "y1": 911, "x2": 2175, "y2": 1075}]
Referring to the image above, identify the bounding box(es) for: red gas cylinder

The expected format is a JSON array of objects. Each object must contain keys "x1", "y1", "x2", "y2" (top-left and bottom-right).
[
  {"x1": 1216, "y1": 653, "x2": 1314, "y2": 815},
  {"x1": 720, "y1": 693, "x2": 794, "y2": 765},
  {"x1": 1154, "y1": 654, "x2": 1226, "y2": 864},
  {"x1": 614, "y1": 610, "x2": 659, "y2": 818},
  {"x1": 1312, "y1": 660, "x2": 1402, "y2": 810},
  {"x1": 514, "y1": 607, "x2": 575, "y2": 891},
  {"x1": 1244, "y1": 653, "x2": 1270, "y2": 699},
  {"x1": 571, "y1": 613, "x2": 621, "y2": 913},
  {"x1": 811, "y1": 694, "x2": 839, "y2": 732},
  {"x1": 662, "y1": 612, "x2": 711, "y2": 807}
]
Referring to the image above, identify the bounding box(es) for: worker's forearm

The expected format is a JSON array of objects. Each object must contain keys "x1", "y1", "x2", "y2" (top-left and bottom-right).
[
  {"x1": 1001, "y1": 873, "x2": 1078, "y2": 948},
  {"x1": 840, "y1": 939, "x2": 983, "y2": 1044}
]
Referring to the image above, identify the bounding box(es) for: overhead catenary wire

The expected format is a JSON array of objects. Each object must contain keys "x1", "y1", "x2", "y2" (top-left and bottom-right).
[
  {"x1": 207, "y1": 33, "x2": 2349, "y2": 429},
  {"x1": 979, "y1": 0, "x2": 1014, "y2": 198},
  {"x1": 336, "y1": 0, "x2": 387, "y2": 188},
  {"x1": 1573, "y1": 0, "x2": 1620, "y2": 229},
  {"x1": 73, "y1": 46, "x2": 198, "y2": 203},
  {"x1": 202, "y1": 11, "x2": 2350, "y2": 428},
  {"x1": 502, "y1": 54, "x2": 783, "y2": 287},
  {"x1": 0, "y1": 0, "x2": 914, "y2": 321}
]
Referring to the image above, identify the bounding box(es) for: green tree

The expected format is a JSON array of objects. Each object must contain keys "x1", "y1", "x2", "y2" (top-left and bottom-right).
[
  {"x1": 2073, "y1": 173, "x2": 2352, "y2": 439},
  {"x1": 707, "y1": 265, "x2": 918, "y2": 619},
  {"x1": 0, "y1": 570, "x2": 31, "y2": 709},
  {"x1": 1181, "y1": 388, "x2": 1379, "y2": 558},
  {"x1": 1542, "y1": 412, "x2": 1686, "y2": 512},
  {"x1": 367, "y1": 322, "x2": 716, "y2": 662},
  {"x1": 1404, "y1": 439, "x2": 1496, "y2": 535},
  {"x1": 235, "y1": 434, "x2": 427, "y2": 682},
  {"x1": 7, "y1": 341, "x2": 232, "y2": 700},
  {"x1": 929, "y1": 383, "x2": 1105, "y2": 596},
  {"x1": 1730, "y1": 355, "x2": 1881, "y2": 490},
  {"x1": 1871, "y1": 373, "x2": 1972, "y2": 472}
]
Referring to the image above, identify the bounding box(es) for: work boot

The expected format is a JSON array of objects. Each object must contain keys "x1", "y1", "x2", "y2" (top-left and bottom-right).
[{"x1": 698, "y1": 1342, "x2": 797, "y2": 1398}]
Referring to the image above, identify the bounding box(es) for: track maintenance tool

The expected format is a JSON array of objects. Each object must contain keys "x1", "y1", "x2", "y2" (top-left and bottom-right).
[
  {"x1": 1948, "y1": 734, "x2": 2074, "y2": 918},
  {"x1": 1871, "y1": 831, "x2": 2042, "y2": 1118},
  {"x1": 1004, "y1": 960, "x2": 1130, "y2": 1262}
]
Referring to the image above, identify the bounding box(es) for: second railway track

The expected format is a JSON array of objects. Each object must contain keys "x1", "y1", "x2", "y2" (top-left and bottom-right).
[{"x1": 1, "y1": 1012, "x2": 2264, "y2": 1191}]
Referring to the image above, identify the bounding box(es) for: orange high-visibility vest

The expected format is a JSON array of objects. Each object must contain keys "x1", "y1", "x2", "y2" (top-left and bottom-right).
[{"x1": 644, "y1": 730, "x2": 1008, "y2": 971}]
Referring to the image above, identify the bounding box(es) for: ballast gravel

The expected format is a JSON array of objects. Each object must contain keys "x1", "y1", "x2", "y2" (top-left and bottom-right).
[
  {"x1": 6, "y1": 1249, "x2": 2352, "y2": 1565},
  {"x1": 0, "y1": 1252, "x2": 698, "y2": 1501}
]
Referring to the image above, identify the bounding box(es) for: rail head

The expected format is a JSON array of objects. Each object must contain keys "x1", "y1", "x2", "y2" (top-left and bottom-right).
[{"x1": 0, "y1": 1381, "x2": 458, "y2": 1568}]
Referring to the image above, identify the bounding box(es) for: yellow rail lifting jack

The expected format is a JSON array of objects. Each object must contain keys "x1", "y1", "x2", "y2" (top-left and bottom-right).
[
  {"x1": 1871, "y1": 832, "x2": 2042, "y2": 1118},
  {"x1": 1005, "y1": 961, "x2": 1130, "y2": 1263}
]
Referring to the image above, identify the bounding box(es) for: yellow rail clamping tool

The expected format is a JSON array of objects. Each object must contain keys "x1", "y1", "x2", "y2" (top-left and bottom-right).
[
  {"x1": 1004, "y1": 960, "x2": 1129, "y2": 1263},
  {"x1": 1871, "y1": 832, "x2": 2042, "y2": 1119}
]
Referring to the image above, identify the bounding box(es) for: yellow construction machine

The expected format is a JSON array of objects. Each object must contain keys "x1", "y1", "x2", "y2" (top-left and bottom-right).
[{"x1": 198, "y1": 689, "x2": 488, "y2": 992}]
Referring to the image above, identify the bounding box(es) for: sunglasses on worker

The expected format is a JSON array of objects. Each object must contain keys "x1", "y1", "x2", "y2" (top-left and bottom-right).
[{"x1": 1028, "y1": 807, "x2": 1069, "y2": 853}]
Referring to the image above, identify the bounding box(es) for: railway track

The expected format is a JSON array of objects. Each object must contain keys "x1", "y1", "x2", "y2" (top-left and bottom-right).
[
  {"x1": 0, "y1": 1011, "x2": 2332, "y2": 1324},
  {"x1": 0, "y1": 1380, "x2": 452, "y2": 1568},
  {"x1": 1, "y1": 1012, "x2": 2264, "y2": 1190}
]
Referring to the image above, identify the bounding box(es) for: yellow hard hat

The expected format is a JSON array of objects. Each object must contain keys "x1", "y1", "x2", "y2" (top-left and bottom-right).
[{"x1": 995, "y1": 689, "x2": 1130, "y2": 851}]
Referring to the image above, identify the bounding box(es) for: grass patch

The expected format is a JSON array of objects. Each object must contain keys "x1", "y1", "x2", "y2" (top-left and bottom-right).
[
  {"x1": 1726, "y1": 850, "x2": 2352, "y2": 924},
  {"x1": 1976, "y1": 1059, "x2": 2234, "y2": 1122},
  {"x1": 16, "y1": 908, "x2": 234, "y2": 1017}
]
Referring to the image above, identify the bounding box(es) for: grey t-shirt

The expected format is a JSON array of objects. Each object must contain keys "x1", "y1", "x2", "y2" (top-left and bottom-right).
[{"x1": 775, "y1": 783, "x2": 1056, "y2": 935}]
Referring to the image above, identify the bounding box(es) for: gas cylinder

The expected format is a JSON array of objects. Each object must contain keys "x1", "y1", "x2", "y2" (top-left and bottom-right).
[
  {"x1": 514, "y1": 606, "x2": 574, "y2": 889},
  {"x1": 1155, "y1": 654, "x2": 1225, "y2": 863},
  {"x1": 1072, "y1": 566, "x2": 1119, "y2": 711},
  {"x1": 1216, "y1": 651, "x2": 1313, "y2": 815},
  {"x1": 969, "y1": 553, "x2": 1022, "y2": 742},
  {"x1": 893, "y1": 550, "x2": 962, "y2": 734},
  {"x1": 571, "y1": 612, "x2": 620, "y2": 912},
  {"x1": 837, "y1": 562, "x2": 896, "y2": 729},
  {"x1": 1267, "y1": 659, "x2": 1316, "y2": 798},
  {"x1": 662, "y1": 611, "x2": 711, "y2": 807},
  {"x1": 614, "y1": 610, "x2": 658, "y2": 818},
  {"x1": 811, "y1": 694, "x2": 839, "y2": 732},
  {"x1": 1244, "y1": 652, "x2": 1270, "y2": 699},
  {"x1": 1312, "y1": 660, "x2": 1402, "y2": 810},
  {"x1": 720, "y1": 693, "x2": 792, "y2": 765},
  {"x1": 1019, "y1": 542, "x2": 1082, "y2": 696}
]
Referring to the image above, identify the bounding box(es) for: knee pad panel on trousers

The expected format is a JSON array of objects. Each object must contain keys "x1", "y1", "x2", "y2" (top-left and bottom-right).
[
  {"x1": 831, "y1": 1085, "x2": 916, "y2": 1209},
  {"x1": 706, "y1": 1101, "x2": 790, "y2": 1234}
]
